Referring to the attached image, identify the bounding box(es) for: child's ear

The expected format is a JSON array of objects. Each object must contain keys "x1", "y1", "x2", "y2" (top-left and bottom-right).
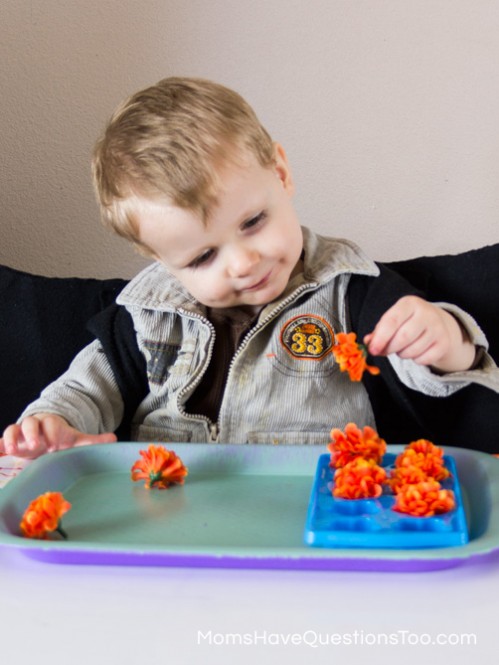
[{"x1": 272, "y1": 142, "x2": 294, "y2": 195}]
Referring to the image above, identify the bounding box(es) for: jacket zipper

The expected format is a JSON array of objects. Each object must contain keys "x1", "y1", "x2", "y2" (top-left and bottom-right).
[
  {"x1": 176, "y1": 281, "x2": 317, "y2": 443},
  {"x1": 175, "y1": 311, "x2": 220, "y2": 441},
  {"x1": 215, "y1": 282, "x2": 318, "y2": 434}
]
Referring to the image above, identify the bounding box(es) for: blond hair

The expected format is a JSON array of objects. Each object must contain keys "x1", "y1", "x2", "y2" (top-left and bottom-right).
[{"x1": 92, "y1": 77, "x2": 275, "y2": 251}]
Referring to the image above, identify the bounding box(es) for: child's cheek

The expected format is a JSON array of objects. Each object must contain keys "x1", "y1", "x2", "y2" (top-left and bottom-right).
[{"x1": 191, "y1": 279, "x2": 229, "y2": 307}]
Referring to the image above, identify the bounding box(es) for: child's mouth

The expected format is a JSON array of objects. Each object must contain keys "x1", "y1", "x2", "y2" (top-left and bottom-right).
[{"x1": 242, "y1": 270, "x2": 272, "y2": 292}]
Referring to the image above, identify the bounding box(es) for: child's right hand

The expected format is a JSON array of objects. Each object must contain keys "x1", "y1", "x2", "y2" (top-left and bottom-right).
[{"x1": 0, "y1": 414, "x2": 117, "y2": 459}]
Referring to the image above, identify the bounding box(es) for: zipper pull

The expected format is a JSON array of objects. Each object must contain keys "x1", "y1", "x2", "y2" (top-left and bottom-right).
[{"x1": 209, "y1": 423, "x2": 219, "y2": 443}]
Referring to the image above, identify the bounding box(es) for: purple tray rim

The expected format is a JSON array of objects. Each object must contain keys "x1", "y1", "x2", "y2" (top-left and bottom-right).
[{"x1": 18, "y1": 544, "x2": 499, "y2": 572}]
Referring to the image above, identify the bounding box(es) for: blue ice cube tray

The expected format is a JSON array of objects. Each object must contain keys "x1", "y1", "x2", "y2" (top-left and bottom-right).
[{"x1": 304, "y1": 453, "x2": 468, "y2": 549}]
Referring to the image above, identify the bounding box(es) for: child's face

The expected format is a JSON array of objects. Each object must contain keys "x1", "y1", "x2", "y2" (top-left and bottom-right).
[{"x1": 135, "y1": 144, "x2": 304, "y2": 311}]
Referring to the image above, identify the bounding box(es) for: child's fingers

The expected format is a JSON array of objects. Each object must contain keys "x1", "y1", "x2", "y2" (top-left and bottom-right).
[
  {"x1": 73, "y1": 432, "x2": 118, "y2": 448},
  {"x1": 366, "y1": 298, "x2": 416, "y2": 356},
  {"x1": 12, "y1": 414, "x2": 70, "y2": 457},
  {"x1": 20, "y1": 416, "x2": 47, "y2": 453},
  {"x1": 39, "y1": 417, "x2": 117, "y2": 453},
  {"x1": 392, "y1": 329, "x2": 431, "y2": 360},
  {"x1": 38, "y1": 414, "x2": 74, "y2": 452},
  {"x1": 0, "y1": 424, "x2": 23, "y2": 456},
  {"x1": 3, "y1": 423, "x2": 28, "y2": 455},
  {"x1": 1, "y1": 417, "x2": 117, "y2": 458},
  {"x1": 38, "y1": 415, "x2": 92, "y2": 453},
  {"x1": 363, "y1": 333, "x2": 373, "y2": 346},
  {"x1": 1, "y1": 420, "x2": 44, "y2": 458},
  {"x1": 373, "y1": 323, "x2": 430, "y2": 360},
  {"x1": 408, "y1": 343, "x2": 441, "y2": 366}
]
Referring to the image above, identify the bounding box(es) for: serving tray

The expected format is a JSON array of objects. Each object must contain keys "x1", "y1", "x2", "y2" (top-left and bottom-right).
[{"x1": 0, "y1": 442, "x2": 498, "y2": 572}]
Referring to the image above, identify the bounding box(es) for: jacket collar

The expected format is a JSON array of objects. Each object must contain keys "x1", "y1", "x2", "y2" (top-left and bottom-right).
[{"x1": 301, "y1": 227, "x2": 379, "y2": 283}]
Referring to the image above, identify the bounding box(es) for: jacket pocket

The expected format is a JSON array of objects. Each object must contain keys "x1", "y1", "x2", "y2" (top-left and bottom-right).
[{"x1": 247, "y1": 430, "x2": 329, "y2": 446}]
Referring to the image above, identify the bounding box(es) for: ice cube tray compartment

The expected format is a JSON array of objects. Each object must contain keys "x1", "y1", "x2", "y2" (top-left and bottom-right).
[{"x1": 304, "y1": 453, "x2": 469, "y2": 549}]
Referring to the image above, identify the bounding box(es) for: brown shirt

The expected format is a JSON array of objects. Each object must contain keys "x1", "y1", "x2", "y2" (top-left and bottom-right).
[{"x1": 185, "y1": 307, "x2": 258, "y2": 422}]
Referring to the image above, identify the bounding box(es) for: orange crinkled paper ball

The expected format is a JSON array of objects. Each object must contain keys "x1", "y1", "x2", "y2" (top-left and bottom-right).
[
  {"x1": 387, "y1": 464, "x2": 429, "y2": 494},
  {"x1": 392, "y1": 480, "x2": 456, "y2": 517},
  {"x1": 131, "y1": 444, "x2": 188, "y2": 489},
  {"x1": 331, "y1": 332, "x2": 380, "y2": 382},
  {"x1": 20, "y1": 491, "x2": 72, "y2": 539},
  {"x1": 328, "y1": 422, "x2": 387, "y2": 468},
  {"x1": 333, "y1": 458, "x2": 387, "y2": 499},
  {"x1": 395, "y1": 439, "x2": 450, "y2": 482}
]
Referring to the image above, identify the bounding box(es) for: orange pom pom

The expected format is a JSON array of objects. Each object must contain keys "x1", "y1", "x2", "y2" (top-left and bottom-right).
[
  {"x1": 333, "y1": 458, "x2": 387, "y2": 499},
  {"x1": 131, "y1": 444, "x2": 188, "y2": 489},
  {"x1": 395, "y1": 439, "x2": 450, "y2": 482},
  {"x1": 392, "y1": 480, "x2": 455, "y2": 517},
  {"x1": 332, "y1": 332, "x2": 380, "y2": 382},
  {"x1": 387, "y1": 464, "x2": 429, "y2": 493},
  {"x1": 328, "y1": 422, "x2": 386, "y2": 468},
  {"x1": 20, "y1": 492, "x2": 71, "y2": 539}
]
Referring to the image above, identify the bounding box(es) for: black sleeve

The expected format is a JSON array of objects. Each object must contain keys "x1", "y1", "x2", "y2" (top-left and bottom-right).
[{"x1": 87, "y1": 304, "x2": 149, "y2": 440}]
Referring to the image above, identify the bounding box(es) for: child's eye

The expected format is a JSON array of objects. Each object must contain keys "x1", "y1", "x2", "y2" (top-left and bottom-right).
[
  {"x1": 242, "y1": 211, "x2": 266, "y2": 231},
  {"x1": 188, "y1": 249, "x2": 215, "y2": 269}
]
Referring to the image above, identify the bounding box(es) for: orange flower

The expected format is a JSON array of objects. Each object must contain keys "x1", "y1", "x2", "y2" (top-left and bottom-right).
[
  {"x1": 395, "y1": 439, "x2": 450, "y2": 482},
  {"x1": 406, "y1": 439, "x2": 444, "y2": 457},
  {"x1": 20, "y1": 492, "x2": 72, "y2": 540},
  {"x1": 331, "y1": 332, "x2": 380, "y2": 382},
  {"x1": 392, "y1": 480, "x2": 455, "y2": 517},
  {"x1": 131, "y1": 444, "x2": 188, "y2": 489},
  {"x1": 387, "y1": 464, "x2": 429, "y2": 493},
  {"x1": 328, "y1": 422, "x2": 387, "y2": 468},
  {"x1": 333, "y1": 458, "x2": 387, "y2": 499}
]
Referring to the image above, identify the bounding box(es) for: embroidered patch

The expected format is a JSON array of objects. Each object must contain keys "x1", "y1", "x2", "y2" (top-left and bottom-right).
[{"x1": 280, "y1": 314, "x2": 335, "y2": 360}]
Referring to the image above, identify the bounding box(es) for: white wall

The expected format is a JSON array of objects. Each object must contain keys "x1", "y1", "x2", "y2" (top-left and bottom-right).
[{"x1": 1, "y1": 0, "x2": 499, "y2": 278}]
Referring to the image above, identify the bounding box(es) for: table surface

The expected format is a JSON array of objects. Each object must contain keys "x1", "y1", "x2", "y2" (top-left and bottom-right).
[
  {"x1": 2, "y1": 534, "x2": 499, "y2": 664},
  {"x1": 1, "y1": 455, "x2": 498, "y2": 665}
]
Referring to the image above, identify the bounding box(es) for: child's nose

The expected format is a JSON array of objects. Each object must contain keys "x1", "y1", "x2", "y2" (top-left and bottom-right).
[{"x1": 226, "y1": 245, "x2": 259, "y2": 278}]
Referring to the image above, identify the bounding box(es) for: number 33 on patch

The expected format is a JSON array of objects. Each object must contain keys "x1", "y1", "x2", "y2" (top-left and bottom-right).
[{"x1": 280, "y1": 315, "x2": 335, "y2": 360}]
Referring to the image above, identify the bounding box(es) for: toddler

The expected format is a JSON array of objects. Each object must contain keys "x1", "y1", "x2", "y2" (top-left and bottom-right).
[{"x1": 0, "y1": 77, "x2": 495, "y2": 458}]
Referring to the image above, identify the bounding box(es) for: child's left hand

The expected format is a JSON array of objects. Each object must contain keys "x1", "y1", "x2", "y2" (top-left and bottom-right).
[{"x1": 364, "y1": 295, "x2": 476, "y2": 373}]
